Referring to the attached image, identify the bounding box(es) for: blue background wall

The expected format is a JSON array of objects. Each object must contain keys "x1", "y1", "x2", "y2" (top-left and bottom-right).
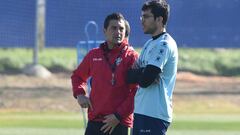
[
  {"x1": 0, "y1": 0, "x2": 36, "y2": 48},
  {"x1": 0, "y1": 0, "x2": 240, "y2": 48}
]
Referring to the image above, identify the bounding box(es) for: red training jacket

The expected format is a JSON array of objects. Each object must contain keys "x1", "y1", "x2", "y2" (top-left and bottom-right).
[{"x1": 71, "y1": 42, "x2": 138, "y2": 127}]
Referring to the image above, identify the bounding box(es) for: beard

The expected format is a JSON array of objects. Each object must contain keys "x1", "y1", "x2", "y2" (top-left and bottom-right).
[{"x1": 143, "y1": 25, "x2": 157, "y2": 34}]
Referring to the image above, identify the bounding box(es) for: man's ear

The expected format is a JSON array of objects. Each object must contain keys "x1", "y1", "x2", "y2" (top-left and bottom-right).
[
  {"x1": 103, "y1": 28, "x2": 106, "y2": 35},
  {"x1": 156, "y1": 16, "x2": 164, "y2": 26},
  {"x1": 157, "y1": 16, "x2": 163, "y2": 23}
]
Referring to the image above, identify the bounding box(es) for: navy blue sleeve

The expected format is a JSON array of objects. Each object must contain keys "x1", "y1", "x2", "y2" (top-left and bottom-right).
[
  {"x1": 126, "y1": 68, "x2": 144, "y2": 84},
  {"x1": 126, "y1": 65, "x2": 161, "y2": 88},
  {"x1": 139, "y1": 65, "x2": 161, "y2": 88}
]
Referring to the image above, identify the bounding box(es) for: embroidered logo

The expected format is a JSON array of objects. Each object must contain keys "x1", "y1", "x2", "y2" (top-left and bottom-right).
[
  {"x1": 93, "y1": 58, "x2": 103, "y2": 61},
  {"x1": 140, "y1": 129, "x2": 151, "y2": 133},
  {"x1": 115, "y1": 57, "x2": 122, "y2": 66}
]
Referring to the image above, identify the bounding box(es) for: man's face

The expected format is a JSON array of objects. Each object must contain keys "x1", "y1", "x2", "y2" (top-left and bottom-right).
[
  {"x1": 141, "y1": 9, "x2": 158, "y2": 34},
  {"x1": 104, "y1": 19, "x2": 126, "y2": 45}
]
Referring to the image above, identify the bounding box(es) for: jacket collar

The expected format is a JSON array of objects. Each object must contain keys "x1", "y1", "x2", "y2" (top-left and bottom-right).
[{"x1": 100, "y1": 42, "x2": 128, "y2": 53}]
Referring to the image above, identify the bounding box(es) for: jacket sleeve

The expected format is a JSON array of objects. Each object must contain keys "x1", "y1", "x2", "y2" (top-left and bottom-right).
[
  {"x1": 116, "y1": 50, "x2": 139, "y2": 119},
  {"x1": 71, "y1": 51, "x2": 91, "y2": 98}
]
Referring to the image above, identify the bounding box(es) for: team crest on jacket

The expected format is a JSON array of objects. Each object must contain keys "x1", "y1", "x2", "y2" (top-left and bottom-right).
[{"x1": 116, "y1": 57, "x2": 122, "y2": 66}]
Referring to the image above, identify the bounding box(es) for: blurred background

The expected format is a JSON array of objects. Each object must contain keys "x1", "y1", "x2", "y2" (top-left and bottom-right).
[
  {"x1": 1, "y1": 0, "x2": 240, "y2": 48},
  {"x1": 0, "y1": 0, "x2": 240, "y2": 135}
]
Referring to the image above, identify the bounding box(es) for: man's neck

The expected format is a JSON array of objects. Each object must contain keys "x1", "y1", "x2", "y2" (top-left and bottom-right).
[
  {"x1": 152, "y1": 32, "x2": 166, "y2": 40},
  {"x1": 152, "y1": 27, "x2": 165, "y2": 37},
  {"x1": 107, "y1": 42, "x2": 119, "y2": 49}
]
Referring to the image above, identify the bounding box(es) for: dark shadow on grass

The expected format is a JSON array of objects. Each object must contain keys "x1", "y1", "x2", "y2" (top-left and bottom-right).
[
  {"x1": 0, "y1": 68, "x2": 22, "y2": 75},
  {"x1": 214, "y1": 62, "x2": 240, "y2": 76},
  {"x1": 0, "y1": 65, "x2": 72, "y2": 75},
  {"x1": 48, "y1": 65, "x2": 72, "y2": 74},
  {"x1": 0, "y1": 58, "x2": 22, "y2": 75},
  {"x1": 178, "y1": 67, "x2": 240, "y2": 77},
  {"x1": 178, "y1": 69, "x2": 216, "y2": 76}
]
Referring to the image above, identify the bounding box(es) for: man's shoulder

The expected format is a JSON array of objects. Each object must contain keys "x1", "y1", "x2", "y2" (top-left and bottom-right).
[
  {"x1": 126, "y1": 46, "x2": 135, "y2": 52},
  {"x1": 162, "y1": 33, "x2": 177, "y2": 45},
  {"x1": 125, "y1": 46, "x2": 139, "y2": 57},
  {"x1": 153, "y1": 33, "x2": 177, "y2": 49},
  {"x1": 88, "y1": 47, "x2": 102, "y2": 54}
]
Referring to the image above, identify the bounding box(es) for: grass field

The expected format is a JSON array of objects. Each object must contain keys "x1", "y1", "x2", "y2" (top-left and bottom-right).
[
  {"x1": 1, "y1": 48, "x2": 240, "y2": 135},
  {"x1": 1, "y1": 48, "x2": 240, "y2": 76},
  {"x1": 0, "y1": 128, "x2": 239, "y2": 135},
  {"x1": 0, "y1": 112, "x2": 239, "y2": 135}
]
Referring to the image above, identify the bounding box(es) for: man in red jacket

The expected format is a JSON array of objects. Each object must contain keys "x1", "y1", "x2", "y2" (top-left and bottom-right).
[{"x1": 71, "y1": 13, "x2": 138, "y2": 135}]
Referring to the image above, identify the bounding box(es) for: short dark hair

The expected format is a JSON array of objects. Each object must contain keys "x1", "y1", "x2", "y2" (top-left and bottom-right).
[
  {"x1": 142, "y1": 0, "x2": 170, "y2": 26},
  {"x1": 104, "y1": 13, "x2": 125, "y2": 29}
]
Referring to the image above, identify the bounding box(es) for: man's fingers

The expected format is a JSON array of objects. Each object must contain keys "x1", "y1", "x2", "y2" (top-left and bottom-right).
[
  {"x1": 109, "y1": 127, "x2": 115, "y2": 134},
  {"x1": 77, "y1": 95, "x2": 88, "y2": 107},
  {"x1": 102, "y1": 116, "x2": 110, "y2": 123},
  {"x1": 102, "y1": 119, "x2": 108, "y2": 123},
  {"x1": 103, "y1": 126, "x2": 111, "y2": 133},
  {"x1": 100, "y1": 123, "x2": 108, "y2": 131},
  {"x1": 77, "y1": 96, "x2": 93, "y2": 109},
  {"x1": 100, "y1": 123, "x2": 113, "y2": 134}
]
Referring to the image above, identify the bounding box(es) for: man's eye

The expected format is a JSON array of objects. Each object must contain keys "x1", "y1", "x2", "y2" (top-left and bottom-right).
[
  {"x1": 111, "y1": 27, "x2": 117, "y2": 30},
  {"x1": 120, "y1": 28, "x2": 124, "y2": 32}
]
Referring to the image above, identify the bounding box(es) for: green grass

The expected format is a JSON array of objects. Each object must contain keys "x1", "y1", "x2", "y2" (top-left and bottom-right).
[
  {"x1": 0, "y1": 112, "x2": 84, "y2": 128},
  {"x1": 174, "y1": 99, "x2": 240, "y2": 114},
  {"x1": 1, "y1": 48, "x2": 240, "y2": 76},
  {"x1": 171, "y1": 114, "x2": 240, "y2": 131},
  {"x1": 0, "y1": 128, "x2": 85, "y2": 135},
  {"x1": 178, "y1": 48, "x2": 240, "y2": 76},
  {"x1": 0, "y1": 48, "x2": 76, "y2": 73},
  {"x1": 168, "y1": 130, "x2": 240, "y2": 135},
  {"x1": 0, "y1": 112, "x2": 239, "y2": 135},
  {"x1": 0, "y1": 128, "x2": 239, "y2": 135}
]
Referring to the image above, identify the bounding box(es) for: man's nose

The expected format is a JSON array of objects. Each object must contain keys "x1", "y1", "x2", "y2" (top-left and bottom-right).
[
  {"x1": 116, "y1": 28, "x2": 122, "y2": 34},
  {"x1": 113, "y1": 29, "x2": 121, "y2": 35}
]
